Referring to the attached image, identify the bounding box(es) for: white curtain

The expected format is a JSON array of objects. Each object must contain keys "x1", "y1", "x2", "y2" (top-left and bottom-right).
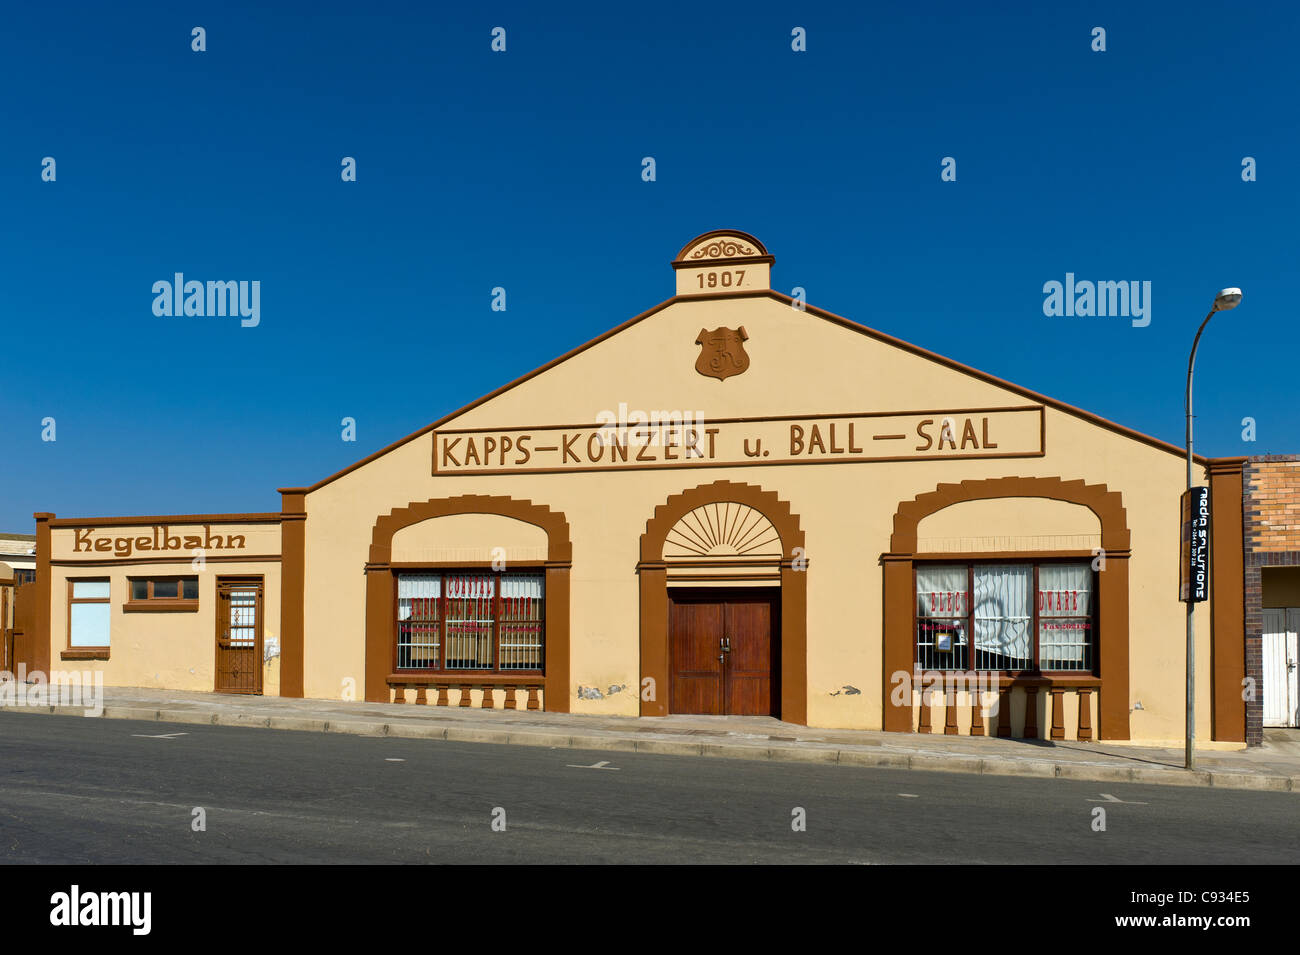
[
  {"x1": 397, "y1": 574, "x2": 440, "y2": 621},
  {"x1": 916, "y1": 565, "x2": 967, "y2": 618},
  {"x1": 444, "y1": 573, "x2": 495, "y2": 600},
  {"x1": 500, "y1": 574, "x2": 543, "y2": 600},
  {"x1": 1038, "y1": 563, "x2": 1091, "y2": 665},
  {"x1": 973, "y1": 565, "x2": 1031, "y2": 661},
  {"x1": 1038, "y1": 563, "x2": 1091, "y2": 616}
]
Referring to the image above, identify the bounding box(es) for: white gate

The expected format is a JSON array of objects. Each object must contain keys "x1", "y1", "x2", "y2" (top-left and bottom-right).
[{"x1": 1263, "y1": 608, "x2": 1299, "y2": 727}]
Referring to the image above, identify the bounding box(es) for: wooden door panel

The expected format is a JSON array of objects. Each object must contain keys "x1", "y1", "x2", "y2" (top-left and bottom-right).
[
  {"x1": 669, "y1": 599, "x2": 724, "y2": 714},
  {"x1": 725, "y1": 597, "x2": 776, "y2": 716},
  {"x1": 669, "y1": 591, "x2": 778, "y2": 717},
  {"x1": 216, "y1": 579, "x2": 263, "y2": 695}
]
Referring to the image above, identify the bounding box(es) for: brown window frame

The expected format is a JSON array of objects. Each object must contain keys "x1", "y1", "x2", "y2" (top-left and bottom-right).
[
  {"x1": 123, "y1": 576, "x2": 200, "y2": 613},
  {"x1": 64, "y1": 577, "x2": 111, "y2": 660},
  {"x1": 393, "y1": 569, "x2": 545, "y2": 675},
  {"x1": 913, "y1": 558, "x2": 1097, "y2": 676}
]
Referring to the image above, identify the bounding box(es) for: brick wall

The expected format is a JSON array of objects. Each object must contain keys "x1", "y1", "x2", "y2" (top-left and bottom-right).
[
  {"x1": 1247, "y1": 457, "x2": 1300, "y2": 552},
  {"x1": 1242, "y1": 455, "x2": 1300, "y2": 745}
]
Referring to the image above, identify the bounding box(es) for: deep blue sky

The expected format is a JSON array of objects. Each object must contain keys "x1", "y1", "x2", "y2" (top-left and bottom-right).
[{"x1": 2, "y1": 1, "x2": 1296, "y2": 530}]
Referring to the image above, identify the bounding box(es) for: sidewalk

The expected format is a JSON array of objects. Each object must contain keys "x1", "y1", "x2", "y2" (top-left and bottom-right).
[{"x1": 4, "y1": 686, "x2": 1298, "y2": 793}]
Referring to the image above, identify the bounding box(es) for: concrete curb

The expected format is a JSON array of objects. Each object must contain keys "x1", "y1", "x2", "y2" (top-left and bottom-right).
[{"x1": 3, "y1": 703, "x2": 1296, "y2": 793}]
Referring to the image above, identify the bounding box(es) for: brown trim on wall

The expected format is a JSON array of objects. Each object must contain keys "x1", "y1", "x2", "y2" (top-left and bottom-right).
[
  {"x1": 434, "y1": 405, "x2": 1043, "y2": 436},
  {"x1": 544, "y1": 564, "x2": 571, "y2": 711},
  {"x1": 52, "y1": 555, "x2": 281, "y2": 567},
  {"x1": 385, "y1": 560, "x2": 552, "y2": 570},
  {"x1": 279, "y1": 490, "x2": 307, "y2": 698},
  {"x1": 122, "y1": 600, "x2": 199, "y2": 613},
  {"x1": 364, "y1": 495, "x2": 572, "y2": 707},
  {"x1": 61, "y1": 648, "x2": 109, "y2": 661},
  {"x1": 881, "y1": 557, "x2": 915, "y2": 732},
  {"x1": 673, "y1": 254, "x2": 775, "y2": 270},
  {"x1": 1096, "y1": 551, "x2": 1131, "y2": 741},
  {"x1": 638, "y1": 480, "x2": 807, "y2": 724},
  {"x1": 1208, "y1": 458, "x2": 1246, "y2": 742},
  {"x1": 48, "y1": 513, "x2": 281, "y2": 528},
  {"x1": 890, "y1": 476, "x2": 1130, "y2": 553},
  {"x1": 913, "y1": 550, "x2": 1108, "y2": 562},
  {"x1": 883, "y1": 477, "x2": 1131, "y2": 739},
  {"x1": 431, "y1": 405, "x2": 1047, "y2": 477},
  {"x1": 33, "y1": 514, "x2": 52, "y2": 678}
]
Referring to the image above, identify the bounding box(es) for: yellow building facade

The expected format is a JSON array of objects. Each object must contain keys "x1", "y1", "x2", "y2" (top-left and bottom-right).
[{"x1": 14, "y1": 231, "x2": 1257, "y2": 746}]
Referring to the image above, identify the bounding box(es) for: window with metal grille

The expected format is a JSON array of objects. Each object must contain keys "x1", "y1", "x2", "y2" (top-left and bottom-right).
[
  {"x1": 1037, "y1": 563, "x2": 1093, "y2": 671},
  {"x1": 916, "y1": 565, "x2": 969, "y2": 671},
  {"x1": 396, "y1": 571, "x2": 543, "y2": 672},
  {"x1": 915, "y1": 561, "x2": 1095, "y2": 673},
  {"x1": 226, "y1": 589, "x2": 258, "y2": 647}
]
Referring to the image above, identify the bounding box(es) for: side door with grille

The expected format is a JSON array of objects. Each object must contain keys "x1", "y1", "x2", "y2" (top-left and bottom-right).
[{"x1": 216, "y1": 577, "x2": 263, "y2": 694}]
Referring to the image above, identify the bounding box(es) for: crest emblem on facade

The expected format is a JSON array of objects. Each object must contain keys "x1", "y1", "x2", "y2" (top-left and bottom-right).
[{"x1": 695, "y1": 326, "x2": 750, "y2": 381}]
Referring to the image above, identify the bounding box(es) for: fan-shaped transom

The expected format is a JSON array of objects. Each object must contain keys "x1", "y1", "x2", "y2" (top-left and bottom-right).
[{"x1": 663, "y1": 502, "x2": 782, "y2": 559}]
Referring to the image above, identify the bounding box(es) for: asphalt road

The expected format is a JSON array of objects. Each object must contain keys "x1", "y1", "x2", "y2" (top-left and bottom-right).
[{"x1": 1, "y1": 712, "x2": 1297, "y2": 864}]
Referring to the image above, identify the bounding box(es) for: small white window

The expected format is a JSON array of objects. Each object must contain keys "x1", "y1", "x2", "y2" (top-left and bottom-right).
[{"x1": 69, "y1": 579, "x2": 111, "y2": 647}]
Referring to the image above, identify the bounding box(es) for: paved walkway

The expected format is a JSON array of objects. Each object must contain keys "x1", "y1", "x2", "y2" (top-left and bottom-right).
[{"x1": 4, "y1": 686, "x2": 1298, "y2": 793}]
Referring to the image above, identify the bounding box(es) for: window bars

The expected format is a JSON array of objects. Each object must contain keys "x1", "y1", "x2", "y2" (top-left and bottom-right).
[
  {"x1": 916, "y1": 561, "x2": 1094, "y2": 672},
  {"x1": 396, "y1": 572, "x2": 544, "y2": 672}
]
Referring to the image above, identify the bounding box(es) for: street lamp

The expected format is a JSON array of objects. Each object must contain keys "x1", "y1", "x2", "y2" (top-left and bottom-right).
[{"x1": 1184, "y1": 287, "x2": 1242, "y2": 770}]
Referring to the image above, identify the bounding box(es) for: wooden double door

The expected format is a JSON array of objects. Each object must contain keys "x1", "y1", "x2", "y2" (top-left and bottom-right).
[{"x1": 669, "y1": 590, "x2": 779, "y2": 716}]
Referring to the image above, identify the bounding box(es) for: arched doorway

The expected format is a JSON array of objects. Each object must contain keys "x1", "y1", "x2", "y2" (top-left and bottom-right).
[{"x1": 638, "y1": 480, "x2": 807, "y2": 724}]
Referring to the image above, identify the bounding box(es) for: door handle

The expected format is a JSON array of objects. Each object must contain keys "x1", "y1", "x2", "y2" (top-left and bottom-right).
[{"x1": 720, "y1": 636, "x2": 731, "y2": 653}]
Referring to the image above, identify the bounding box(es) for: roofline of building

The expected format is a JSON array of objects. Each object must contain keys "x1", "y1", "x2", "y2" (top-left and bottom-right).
[{"x1": 297, "y1": 288, "x2": 1224, "y2": 495}]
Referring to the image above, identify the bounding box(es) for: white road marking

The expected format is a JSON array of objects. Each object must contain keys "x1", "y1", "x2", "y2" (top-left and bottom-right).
[
  {"x1": 385, "y1": 758, "x2": 405, "y2": 762},
  {"x1": 130, "y1": 732, "x2": 188, "y2": 739},
  {"x1": 1086, "y1": 793, "x2": 1148, "y2": 805},
  {"x1": 898, "y1": 793, "x2": 919, "y2": 798},
  {"x1": 566, "y1": 760, "x2": 619, "y2": 770}
]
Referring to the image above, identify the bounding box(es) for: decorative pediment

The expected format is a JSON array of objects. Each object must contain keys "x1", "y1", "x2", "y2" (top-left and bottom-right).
[
  {"x1": 671, "y1": 230, "x2": 773, "y2": 296},
  {"x1": 673, "y1": 230, "x2": 771, "y2": 266}
]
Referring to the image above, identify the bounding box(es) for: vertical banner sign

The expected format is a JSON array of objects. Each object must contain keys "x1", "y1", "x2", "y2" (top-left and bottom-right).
[{"x1": 1179, "y1": 487, "x2": 1211, "y2": 602}]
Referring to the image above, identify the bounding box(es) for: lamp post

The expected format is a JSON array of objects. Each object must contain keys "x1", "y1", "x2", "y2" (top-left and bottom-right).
[{"x1": 1184, "y1": 287, "x2": 1242, "y2": 770}]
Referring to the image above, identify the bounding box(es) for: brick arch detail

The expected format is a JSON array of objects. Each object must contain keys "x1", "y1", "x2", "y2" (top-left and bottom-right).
[
  {"x1": 638, "y1": 480, "x2": 807, "y2": 724},
  {"x1": 364, "y1": 495, "x2": 572, "y2": 707},
  {"x1": 883, "y1": 476, "x2": 1131, "y2": 740}
]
